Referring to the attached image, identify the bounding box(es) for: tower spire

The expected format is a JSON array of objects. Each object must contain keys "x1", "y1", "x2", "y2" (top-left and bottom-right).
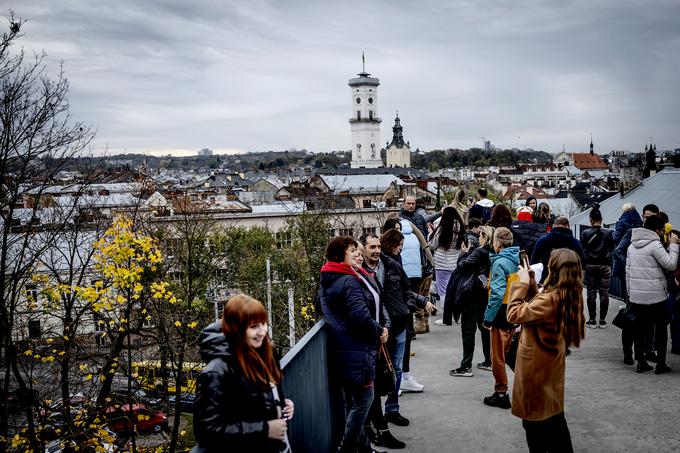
[
  {"x1": 362, "y1": 52, "x2": 365, "y2": 73},
  {"x1": 590, "y1": 133, "x2": 594, "y2": 155}
]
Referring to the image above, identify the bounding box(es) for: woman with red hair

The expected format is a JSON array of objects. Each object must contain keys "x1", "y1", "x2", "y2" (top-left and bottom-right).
[{"x1": 193, "y1": 294, "x2": 294, "y2": 452}]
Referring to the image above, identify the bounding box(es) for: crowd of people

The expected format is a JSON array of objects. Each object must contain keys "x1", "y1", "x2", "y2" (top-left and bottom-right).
[{"x1": 187, "y1": 188, "x2": 680, "y2": 453}]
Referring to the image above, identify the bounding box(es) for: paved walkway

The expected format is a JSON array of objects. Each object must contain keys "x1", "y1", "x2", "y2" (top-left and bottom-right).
[{"x1": 384, "y1": 300, "x2": 680, "y2": 453}]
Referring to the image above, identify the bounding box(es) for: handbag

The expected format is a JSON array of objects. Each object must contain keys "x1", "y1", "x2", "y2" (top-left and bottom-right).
[
  {"x1": 505, "y1": 328, "x2": 521, "y2": 372},
  {"x1": 612, "y1": 306, "x2": 636, "y2": 330},
  {"x1": 374, "y1": 343, "x2": 396, "y2": 396}
]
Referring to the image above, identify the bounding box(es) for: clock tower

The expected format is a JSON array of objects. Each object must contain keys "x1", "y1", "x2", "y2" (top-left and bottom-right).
[{"x1": 349, "y1": 56, "x2": 382, "y2": 168}]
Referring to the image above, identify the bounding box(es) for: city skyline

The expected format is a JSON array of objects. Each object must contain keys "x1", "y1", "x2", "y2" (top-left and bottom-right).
[{"x1": 8, "y1": 0, "x2": 680, "y2": 156}]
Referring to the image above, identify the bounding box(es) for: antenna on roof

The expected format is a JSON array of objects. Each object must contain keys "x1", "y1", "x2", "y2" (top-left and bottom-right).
[{"x1": 362, "y1": 51, "x2": 366, "y2": 73}]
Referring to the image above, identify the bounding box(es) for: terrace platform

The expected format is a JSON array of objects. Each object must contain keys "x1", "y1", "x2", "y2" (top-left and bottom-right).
[{"x1": 386, "y1": 306, "x2": 680, "y2": 452}]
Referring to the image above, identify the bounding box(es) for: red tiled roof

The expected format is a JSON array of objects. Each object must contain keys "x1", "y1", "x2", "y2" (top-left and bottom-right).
[{"x1": 572, "y1": 153, "x2": 608, "y2": 170}]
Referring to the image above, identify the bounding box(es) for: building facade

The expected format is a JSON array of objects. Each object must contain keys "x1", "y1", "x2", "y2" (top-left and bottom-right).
[
  {"x1": 385, "y1": 114, "x2": 411, "y2": 168},
  {"x1": 348, "y1": 67, "x2": 383, "y2": 168}
]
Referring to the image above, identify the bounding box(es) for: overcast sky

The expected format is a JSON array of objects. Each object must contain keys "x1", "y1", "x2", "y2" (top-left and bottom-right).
[{"x1": 7, "y1": 0, "x2": 680, "y2": 156}]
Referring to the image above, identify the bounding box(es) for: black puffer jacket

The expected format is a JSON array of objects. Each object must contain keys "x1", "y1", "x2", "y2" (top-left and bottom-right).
[
  {"x1": 511, "y1": 220, "x2": 547, "y2": 258},
  {"x1": 580, "y1": 226, "x2": 615, "y2": 265},
  {"x1": 193, "y1": 323, "x2": 284, "y2": 453},
  {"x1": 380, "y1": 252, "x2": 427, "y2": 334}
]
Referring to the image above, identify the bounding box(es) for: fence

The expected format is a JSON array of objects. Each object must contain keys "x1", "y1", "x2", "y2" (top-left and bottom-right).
[{"x1": 280, "y1": 320, "x2": 344, "y2": 452}]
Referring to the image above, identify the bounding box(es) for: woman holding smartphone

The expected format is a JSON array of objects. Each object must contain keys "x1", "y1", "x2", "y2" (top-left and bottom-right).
[
  {"x1": 193, "y1": 294, "x2": 294, "y2": 453},
  {"x1": 506, "y1": 249, "x2": 585, "y2": 453}
]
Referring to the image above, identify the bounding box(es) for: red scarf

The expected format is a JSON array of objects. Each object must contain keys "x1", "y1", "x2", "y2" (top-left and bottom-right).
[{"x1": 320, "y1": 261, "x2": 359, "y2": 279}]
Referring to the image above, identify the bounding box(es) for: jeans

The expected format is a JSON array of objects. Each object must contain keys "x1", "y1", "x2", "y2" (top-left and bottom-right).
[
  {"x1": 366, "y1": 394, "x2": 387, "y2": 430},
  {"x1": 490, "y1": 327, "x2": 514, "y2": 393},
  {"x1": 630, "y1": 301, "x2": 669, "y2": 366},
  {"x1": 340, "y1": 383, "x2": 374, "y2": 452},
  {"x1": 585, "y1": 264, "x2": 611, "y2": 321},
  {"x1": 385, "y1": 329, "x2": 406, "y2": 413},
  {"x1": 522, "y1": 412, "x2": 573, "y2": 453}
]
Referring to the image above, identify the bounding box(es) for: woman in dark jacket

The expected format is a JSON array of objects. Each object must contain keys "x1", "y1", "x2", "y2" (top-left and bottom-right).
[
  {"x1": 580, "y1": 204, "x2": 615, "y2": 328},
  {"x1": 319, "y1": 236, "x2": 386, "y2": 453},
  {"x1": 193, "y1": 294, "x2": 293, "y2": 453},
  {"x1": 449, "y1": 225, "x2": 495, "y2": 375},
  {"x1": 379, "y1": 229, "x2": 431, "y2": 426}
]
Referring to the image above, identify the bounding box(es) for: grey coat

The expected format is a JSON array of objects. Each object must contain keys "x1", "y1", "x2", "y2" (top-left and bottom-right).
[{"x1": 626, "y1": 228, "x2": 679, "y2": 305}]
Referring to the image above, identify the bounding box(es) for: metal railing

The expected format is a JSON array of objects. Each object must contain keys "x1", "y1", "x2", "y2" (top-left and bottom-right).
[{"x1": 280, "y1": 320, "x2": 344, "y2": 452}]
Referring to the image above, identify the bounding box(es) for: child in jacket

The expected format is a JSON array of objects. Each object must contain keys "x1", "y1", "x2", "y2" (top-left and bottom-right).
[{"x1": 482, "y1": 227, "x2": 519, "y2": 409}]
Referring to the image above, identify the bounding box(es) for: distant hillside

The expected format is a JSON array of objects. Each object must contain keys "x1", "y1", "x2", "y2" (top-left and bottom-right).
[{"x1": 412, "y1": 148, "x2": 553, "y2": 171}]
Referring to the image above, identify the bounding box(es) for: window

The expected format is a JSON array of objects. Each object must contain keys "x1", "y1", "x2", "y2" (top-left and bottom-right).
[
  {"x1": 275, "y1": 231, "x2": 293, "y2": 248},
  {"x1": 362, "y1": 227, "x2": 376, "y2": 236},
  {"x1": 28, "y1": 320, "x2": 41, "y2": 339},
  {"x1": 356, "y1": 110, "x2": 361, "y2": 120},
  {"x1": 26, "y1": 285, "x2": 38, "y2": 307},
  {"x1": 95, "y1": 333, "x2": 108, "y2": 348},
  {"x1": 362, "y1": 199, "x2": 372, "y2": 208},
  {"x1": 338, "y1": 228, "x2": 353, "y2": 237},
  {"x1": 369, "y1": 110, "x2": 374, "y2": 120}
]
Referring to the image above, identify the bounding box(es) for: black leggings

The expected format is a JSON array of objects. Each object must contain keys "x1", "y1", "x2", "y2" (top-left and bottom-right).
[{"x1": 522, "y1": 412, "x2": 573, "y2": 453}]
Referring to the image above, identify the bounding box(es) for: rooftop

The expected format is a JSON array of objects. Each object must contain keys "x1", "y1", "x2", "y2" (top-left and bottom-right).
[{"x1": 569, "y1": 168, "x2": 680, "y2": 229}]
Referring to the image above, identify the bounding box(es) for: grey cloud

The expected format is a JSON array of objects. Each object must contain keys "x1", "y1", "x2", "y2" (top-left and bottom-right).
[{"x1": 7, "y1": 0, "x2": 680, "y2": 155}]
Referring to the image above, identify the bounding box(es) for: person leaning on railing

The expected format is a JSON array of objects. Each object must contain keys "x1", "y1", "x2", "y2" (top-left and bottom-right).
[
  {"x1": 318, "y1": 236, "x2": 387, "y2": 453},
  {"x1": 192, "y1": 294, "x2": 294, "y2": 453}
]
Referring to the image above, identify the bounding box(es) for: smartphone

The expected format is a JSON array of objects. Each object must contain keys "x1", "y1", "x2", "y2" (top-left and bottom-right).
[
  {"x1": 519, "y1": 250, "x2": 529, "y2": 268},
  {"x1": 478, "y1": 274, "x2": 489, "y2": 288}
]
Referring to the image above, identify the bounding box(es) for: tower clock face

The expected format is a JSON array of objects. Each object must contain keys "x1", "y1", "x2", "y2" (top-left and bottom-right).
[
  {"x1": 368, "y1": 97, "x2": 373, "y2": 104},
  {"x1": 356, "y1": 97, "x2": 361, "y2": 104}
]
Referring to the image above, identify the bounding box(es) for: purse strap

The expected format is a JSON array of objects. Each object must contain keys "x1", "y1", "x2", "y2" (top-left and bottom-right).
[{"x1": 379, "y1": 343, "x2": 394, "y2": 370}]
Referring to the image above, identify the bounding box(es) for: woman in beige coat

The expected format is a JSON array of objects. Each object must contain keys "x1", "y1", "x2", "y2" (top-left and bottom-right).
[{"x1": 507, "y1": 249, "x2": 586, "y2": 453}]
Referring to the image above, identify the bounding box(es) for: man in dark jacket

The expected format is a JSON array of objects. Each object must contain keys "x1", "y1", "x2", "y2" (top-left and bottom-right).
[
  {"x1": 469, "y1": 188, "x2": 495, "y2": 223},
  {"x1": 400, "y1": 195, "x2": 428, "y2": 238},
  {"x1": 531, "y1": 216, "x2": 586, "y2": 283},
  {"x1": 580, "y1": 208, "x2": 615, "y2": 328},
  {"x1": 359, "y1": 234, "x2": 406, "y2": 450}
]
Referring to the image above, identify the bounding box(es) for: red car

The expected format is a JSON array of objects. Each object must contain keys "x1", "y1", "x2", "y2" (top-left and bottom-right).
[{"x1": 106, "y1": 403, "x2": 168, "y2": 434}]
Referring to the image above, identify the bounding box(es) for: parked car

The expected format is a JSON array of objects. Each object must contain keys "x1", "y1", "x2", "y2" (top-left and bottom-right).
[
  {"x1": 41, "y1": 393, "x2": 91, "y2": 416},
  {"x1": 40, "y1": 410, "x2": 82, "y2": 441},
  {"x1": 110, "y1": 388, "x2": 162, "y2": 408},
  {"x1": 168, "y1": 393, "x2": 196, "y2": 414},
  {"x1": 106, "y1": 403, "x2": 168, "y2": 434},
  {"x1": 45, "y1": 429, "x2": 116, "y2": 453}
]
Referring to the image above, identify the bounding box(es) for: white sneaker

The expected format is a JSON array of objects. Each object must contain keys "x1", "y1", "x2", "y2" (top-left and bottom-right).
[
  {"x1": 400, "y1": 376, "x2": 424, "y2": 392},
  {"x1": 434, "y1": 319, "x2": 451, "y2": 327}
]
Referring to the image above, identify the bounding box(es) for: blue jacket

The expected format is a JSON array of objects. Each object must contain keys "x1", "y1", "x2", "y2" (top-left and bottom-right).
[
  {"x1": 613, "y1": 210, "x2": 642, "y2": 244},
  {"x1": 399, "y1": 220, "x2": 423, "y2": 279},
  {"x1": 319, "y1": 262, "x2": 383, "y2": 387},
  {"x1": 484, "y1": 246, "x2": 519, "y2": 328},
  {"x1": 531, "y1": 227, "x2": 585, "y2": 282},
  {"x1": 612, "y1": 228, "x2": 634, "y2": 276}
]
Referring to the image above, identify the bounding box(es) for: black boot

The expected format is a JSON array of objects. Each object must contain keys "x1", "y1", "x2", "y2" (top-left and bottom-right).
[
  {"x1": 375, "y1": 429, "x2": 406, "y2": 449},
  {"x1": 363, "y1": 425, "x2": 377, "y2": 444},
  {"x1": 636, "y1": 361, "x2": 653, "y2": 373}
]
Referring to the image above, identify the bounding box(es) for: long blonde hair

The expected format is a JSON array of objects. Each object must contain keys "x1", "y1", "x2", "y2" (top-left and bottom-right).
[{"x1": 542, "y1": 249, "x2": 585, "y2": 348}]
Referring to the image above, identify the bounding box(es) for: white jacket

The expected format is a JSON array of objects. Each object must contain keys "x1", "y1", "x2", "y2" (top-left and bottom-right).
[{"x1": 626, "y1": 228, "x2": 679, "y2": 305}]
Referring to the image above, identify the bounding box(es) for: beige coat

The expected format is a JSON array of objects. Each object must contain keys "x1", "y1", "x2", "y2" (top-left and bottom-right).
[{"x1": 506, "y1": 282, "x2": 566, "y2": 421}]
